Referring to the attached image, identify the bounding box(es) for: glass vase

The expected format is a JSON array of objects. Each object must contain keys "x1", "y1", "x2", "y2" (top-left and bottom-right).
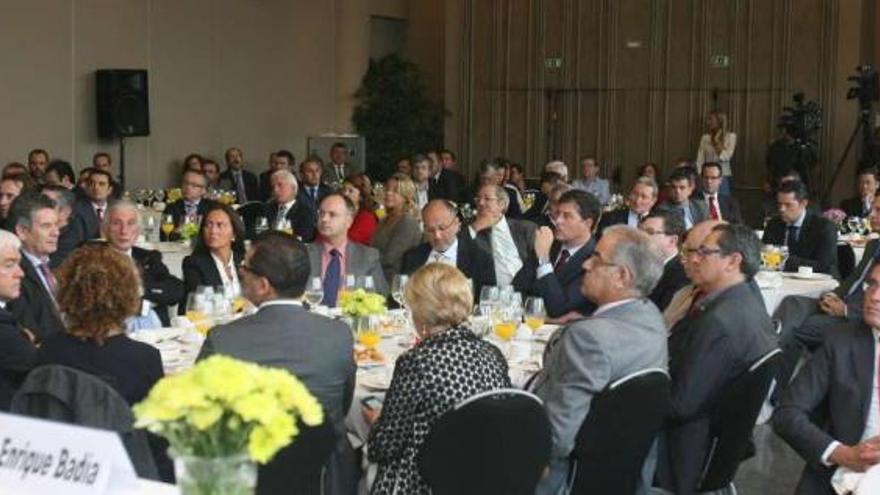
[{"x1": 173, "y1": 452, "x2": 257, "y2": 495}]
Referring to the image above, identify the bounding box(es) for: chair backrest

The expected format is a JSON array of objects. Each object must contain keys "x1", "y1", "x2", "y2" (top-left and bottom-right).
[
  {"x1": 257, "y1": 419, "x2": 336, "y2": 495},
  {"x1": 569, "y1": 368, "x2": 670, "y2": 495},
  {"x1": 417, "y1": 388, "x2": 551, "y2": 495},
  {"x1": 697, "y1": 348, "x2": 782, "y2": 491},
  {"x1": 237, "y1": 202, "x2": 266, "y2": 240},
  {"x1": 10, "y1": 364, "x2": 159, "y2": 480}
]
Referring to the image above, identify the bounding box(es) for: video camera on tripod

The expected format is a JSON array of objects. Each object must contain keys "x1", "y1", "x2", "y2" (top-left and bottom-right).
[{"x1": 846, "y1": 64, "x2": 879, "y2": 109}]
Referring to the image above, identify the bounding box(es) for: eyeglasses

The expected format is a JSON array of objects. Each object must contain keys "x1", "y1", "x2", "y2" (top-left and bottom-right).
[
  {"x1": 424, "y1": 217, "x2": 458, "y2": 235},
  {"x1": 681, "y1": 246, "x2": 724, "y2": 258}
]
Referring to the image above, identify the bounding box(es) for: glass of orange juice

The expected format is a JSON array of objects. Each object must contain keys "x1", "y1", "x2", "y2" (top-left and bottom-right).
[
  {"x1": 524, "y1": 297, "x2": 546, "y2": 331},
  {"x1": 494, "y1": 320, "x2": 517, "y2": 341},
  {"x1": 357, "y1": 315, "x2": 381, "y2": 349}
]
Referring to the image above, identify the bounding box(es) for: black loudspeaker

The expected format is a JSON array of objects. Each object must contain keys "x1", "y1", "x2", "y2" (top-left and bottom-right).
[{"x1": 96, "y1": 69, "x2": 150, "y2": 138}]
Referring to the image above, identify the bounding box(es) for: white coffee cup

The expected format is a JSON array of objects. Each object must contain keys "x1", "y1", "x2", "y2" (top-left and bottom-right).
[{"x1": 798, "y1": 266, "x2": 814, "y2": 276}]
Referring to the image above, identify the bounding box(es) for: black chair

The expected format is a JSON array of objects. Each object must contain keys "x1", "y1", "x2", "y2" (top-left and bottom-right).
[
  {"x1": 696, "y1": 348, "x2": 782, "y2": 492},
  {"x1": 417, "y1": 389, "x2": 551, "y2": 495},
  {"x1": 568, "y1": 368, "x2": 671, "y2": 495},
  {"x1": 10, "y1": 365, "x2": 160, "y2": 480},
  {"x1": 838, "y1": 244, "x2": 856, "y2": 280},
  {"x1": 257, "y1": 420, "x2": 336, "y2": 495},
  {"x1": 237, "y1": 201, "x2": 266, "y2": 240}
]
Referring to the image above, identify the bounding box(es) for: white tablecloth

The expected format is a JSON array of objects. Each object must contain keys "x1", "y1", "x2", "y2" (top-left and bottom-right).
[
  {"x1": 136, "y1": 241, "x2": 192, "y2": 280},
  {"x1": 757, "y1": 272, "x2": 839, "y2": 314}
]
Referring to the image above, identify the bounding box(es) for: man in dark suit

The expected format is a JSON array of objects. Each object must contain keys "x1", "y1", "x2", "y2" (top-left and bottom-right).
[
  {"x1": 640, "y1": 209, "x2": 689, "y2": 311},
  {"x1": 701, "y1": 162, "x2": 743, "y2": 223},
  {"x1": 660, "y1": 168, "x2": 709, "y2": 230},
  {"x1": 71, "y1": 168, "x2": 114, "y2": 241},
  {"x1": 401, "y1": 199, "x2": 495, "y2": 301},
  {"x1": 298, "y1": 158, "x2": 332, "y2": 214},
  {"x1": 104, "y1": 201, "x2": 184, "y2": 327},
  {"x1": 428, "y1": 150, "x2": 467, "y2": 204},
  {"x1": 263, "y1": 169, "x2": 316, "y2": 242},
  {"x1": 161, "y1": 169, "x2": 214, "y2": 240},
  {"x1": 771, "y1": 195, "x2": 880, "y2": 402},
  {"x1": 258, "y1": 150, "x2": 294, "y2": 202},
  {"x1": 524, "y1": 171, "x2": 565, "y2": 227},
  {"x1": 219, "y1": 147, "x2": 259, "y2": 204},
  {"x1": 0, "y1": 230, "x2": 37, "y2": 410},
  {"x1": 597, "y1": 176, "x2": 659, "y2": 234},
  {"x1": 199, "y1": 232, "x2": 357, "y2": 494},
  {"x1": 656, "y1": 224, "x2": 777, "y2": 494},
  {"x1": 323, "y1": 142, "x2": 359, "y2": 185},
  {"x1": 7, "y1": 193, "x2": 65, "y2": 340},
  {"x1": 41, "y1": 185, "x2": 83, "y2": 268},
  {"x1": 531, "y1": 190, "x2": 598, "y2": 319},
  {"x1": 532, "y1": 226, "x2": 668, "y2": 494},
  {"x1": 470, "y1": 184, "x2": 537, "y2": 294},
  {"x1": 839, "y1": 167, "x2": 878, "y2": 218},
  {"x1": 773, "y1": 263, "x2": 880, "y2": 494},
  {"x1": 762, "y1": 180, "x2": 838, "y2": 276}
]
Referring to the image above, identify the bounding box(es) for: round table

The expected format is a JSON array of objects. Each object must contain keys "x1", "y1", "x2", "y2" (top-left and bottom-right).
[{"x1": 756, "y1": 271, "x2": 839, "y2": 314}]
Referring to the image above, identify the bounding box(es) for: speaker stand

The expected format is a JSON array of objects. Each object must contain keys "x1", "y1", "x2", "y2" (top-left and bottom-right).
[{"x1": 118, "y1": 136, "x2": 126, "y2": 193}]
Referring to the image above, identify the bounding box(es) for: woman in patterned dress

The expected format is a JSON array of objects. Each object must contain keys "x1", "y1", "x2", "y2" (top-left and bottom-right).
[{"x1": 365, "y1": 263, "x2": 511, "y2": 494}]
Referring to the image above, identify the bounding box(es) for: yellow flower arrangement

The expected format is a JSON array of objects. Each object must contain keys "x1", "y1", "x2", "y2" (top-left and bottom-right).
[
  {"x1": 133, "y1": 355, "x2": 323, "y2": 464},
  {"x1": 338, "y1": 288, "x2": 386, "y2": 317},
  {"x1": 166, "y1": 187, "x2": 183, "y2": 204}
]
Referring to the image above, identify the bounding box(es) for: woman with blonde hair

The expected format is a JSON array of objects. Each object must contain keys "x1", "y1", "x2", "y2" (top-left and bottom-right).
[
  {"x1": 371, "y1": 172, "x2": 423, "y2": 284},
  {"x1": 364, "y1": 263, "x2": 511, "y2": 494},
  {"x1": 695, "y1": 110, "x2": 737, "y2": 195},
  {"x1": 36, "y1": 243, "x2": 164, "y2": 405}
]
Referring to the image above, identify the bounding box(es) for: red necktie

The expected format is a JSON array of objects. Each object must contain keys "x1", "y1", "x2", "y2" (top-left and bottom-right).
[
  {"x1": 554, "y1": 249, "x2": 570, "y2": 274},
  {"x1": 708, "y1": 196, "x2": 720, "y2": 221},
  {"x1": 38, "y1": 262, "x2": 57, "y2": 296}
]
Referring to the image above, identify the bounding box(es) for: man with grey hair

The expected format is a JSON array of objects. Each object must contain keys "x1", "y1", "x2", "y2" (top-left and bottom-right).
[
  {"x1": 532, "y1": 225, "x2": 667, "y2": 494},
  {"x1": 0, "y1": 229, "x2": 37, "y2": 409},
  {"x1": 103, "y1": 200, "x2": 184, "y2": 327},
  {"x1": 264, "y1": 169, "x2": 316, "y2": 242},
  {"x1": 470, "y1": 183, "x2": 537, "y2": 292},
  {"x1": 656, "y1": 223, "x2": 777, "y2": 493},
  {"x1": 598, "y1": 176, "x2": 660, "y2": 233},
  {"x1": 43, "y1": 185, "x2": 85, "y2": 268},
  {"x1": 544, "y1": 160, "x2": 570, "y2": 183},
  {"x1": 7, "y1": 193, "x2": 64, "y2": 339}
]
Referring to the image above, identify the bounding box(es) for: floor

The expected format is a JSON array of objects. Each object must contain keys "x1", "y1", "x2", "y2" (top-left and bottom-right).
[{"x1": 733, "y1": 424, "x2": 804, "y2": 494}]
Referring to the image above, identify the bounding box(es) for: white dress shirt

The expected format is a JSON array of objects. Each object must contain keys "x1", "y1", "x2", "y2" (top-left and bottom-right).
[
  {"x1": 210, "y1": 252, "x2": 241, "y2": 294},
  {"x1": 490, "y1": 217, "x2": 523, "y2": 287},
  {"x1": 537, "y1": 242, "x2": 587, "y2": 279},
  {"x1": 428, "y1": 238, "x2": 458, "y2": 267}
]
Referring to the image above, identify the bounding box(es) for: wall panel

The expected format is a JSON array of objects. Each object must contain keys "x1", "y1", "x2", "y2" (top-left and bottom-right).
[{"x1": 454, "y1": 0, "x2": 870, "y2": 212}]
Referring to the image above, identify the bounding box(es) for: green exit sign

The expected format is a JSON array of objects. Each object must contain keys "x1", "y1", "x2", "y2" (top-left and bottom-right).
[
  {"x1": 545, "y1": 58, "x2": 562, "y2": 70},
  {"x1": 710, "y1": 55, "x2": 730, "y2": 68}
]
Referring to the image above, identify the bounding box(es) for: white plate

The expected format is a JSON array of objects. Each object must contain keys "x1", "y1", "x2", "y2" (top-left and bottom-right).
[
  {"x1": 359, "y1": 372, "x2": 391, "y2": 391},
  {"x1": 784, "y1": 272, "x2": 834, "y2": 281}
]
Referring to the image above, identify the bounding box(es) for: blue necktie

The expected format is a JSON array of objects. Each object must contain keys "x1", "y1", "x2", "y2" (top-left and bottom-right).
[{"x1": 323, "y1": 249, "x2": 341, "y2": 307}]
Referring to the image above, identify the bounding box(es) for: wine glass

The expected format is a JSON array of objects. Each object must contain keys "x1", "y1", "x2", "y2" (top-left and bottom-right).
[
  {"x1": 343, "y1": 274, "x2": 357, "y2": 294},
  {"x1": 494, "y1": 306, "x2": 518, "y2": 342},
  {"x1": 391, "y1": 275, "x2": 408, "y2": 307},
  {"x1": 524, "y1": 297, "x2": 546, "y2": 331},
  {"x1": 143, "y1": 215, "x2": 157, "y2": 243},
  {"x1": 161, "y1": 214, "x2": 175, "y2": 239},
  {"x1": 848, "y1": 217, "x2": 862, "y2": 235},
  {"x1": 356, "y1": 315, "x2": 382, "y2": 349},
  {"x1": 154, "y1": 189, "x2": 166, "y2": 203},
  {"x1": 304, "y1": 277, "x2": 324, "y2": 308},
  {"x1": 360, "y1": 275, "x2": 376, "y2": 291}
]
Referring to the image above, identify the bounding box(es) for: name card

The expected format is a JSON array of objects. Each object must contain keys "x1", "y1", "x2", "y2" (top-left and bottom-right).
[{"x1": 0, "y1": 412, "x2": 138, "y2": 495}]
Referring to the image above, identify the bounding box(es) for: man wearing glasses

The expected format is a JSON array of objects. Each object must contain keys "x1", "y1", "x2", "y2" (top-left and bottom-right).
[
  {"x1": 401, "y1": 199, "x2": 494, "y2": 302},
  {"x1": 532, "y1": 225, "x2": 667, "y2": 495},
  {"x1": 655, "y1": 223, "x2": 777, "y2": 494},
  {"x1": 700, "y1": 162, "x2": 742, "y2": 223},
  {"x1": 640, "y1": 209, "x2": 688, "y2": 311},
  {"x1": 469, "y1": 184, "x2": 537, "y2": 293},
  {"x1": 161, "y1": 169, "x2": 213, "y2": 240}
]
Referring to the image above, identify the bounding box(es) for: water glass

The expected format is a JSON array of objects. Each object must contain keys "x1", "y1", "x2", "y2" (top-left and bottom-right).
[
  {"x1": 304, "y1": 277, "x2": 324, "y2": 307},
  {"x1": 392, "y1": 274, "x2": 408, "y2": 307},
  {"x1": 524, "y1": 297, "x2": 546, "y2": 331}
]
